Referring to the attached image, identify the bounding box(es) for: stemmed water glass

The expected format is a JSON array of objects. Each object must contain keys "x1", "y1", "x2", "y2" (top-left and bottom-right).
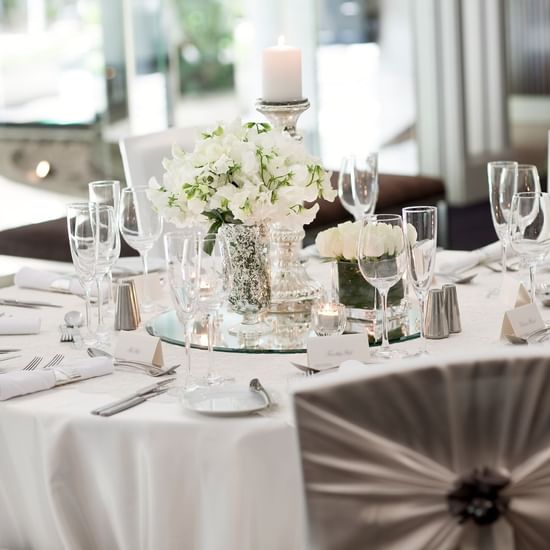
[
  {"x1": 164, "y1": 231, "x2": 203, "y2": 391},
  {"x1": 357, "y1": 214, "x2": 407, "y2": 359},
  {"x1": 338, "y1": 154, "x2": 379, "y2": 220},
  {"x1": 402, "y1": 206, "x2": 437, "y2": 355},
  {"x1": 199, "y1": 233, "x2": 232, "y2": 385},
  {"x1": 67, "y1": 203, "x2": 110, "y2": 345},
  {"x1": 508, "y1": 191, "x2": 550, "y2": 302},
  {"x1": 120, "y1": 187, "x2": 163, "y2": 312},
  {"x1": 89, "y1": 180, "x2": 121, "y2": 310}
]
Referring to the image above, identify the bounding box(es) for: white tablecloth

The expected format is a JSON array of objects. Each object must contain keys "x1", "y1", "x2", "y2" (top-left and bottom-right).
[{"x1": 0, "y1": 252, "x2": 546, "y2": 550}]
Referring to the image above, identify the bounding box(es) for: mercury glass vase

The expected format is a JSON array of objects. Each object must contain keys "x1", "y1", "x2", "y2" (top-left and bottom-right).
[
  {"x1": 219, "y1": 223, "x2": 271, "y2": 336},
  {"x1": 269, "y1": 225, "x2": 320, "y2": 312}
]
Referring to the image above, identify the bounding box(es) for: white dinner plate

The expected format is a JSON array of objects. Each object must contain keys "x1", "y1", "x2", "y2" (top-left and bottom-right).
[{"x1": 181, "y1": 385, "x2": 270, "y2": 417}]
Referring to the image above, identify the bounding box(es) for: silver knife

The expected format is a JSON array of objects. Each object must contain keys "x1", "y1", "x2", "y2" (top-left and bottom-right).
[
  {"x1": 0, "y1": 299, "x2": 62, "y2": 308},
  {"x1": 91, "y1": 378, "x2": 175, "y2": 416},
  {"x1": 0, "y1": 349, "x2": 20, "y2": 353},
  {"x1": 95, "y1": 386, "x2": 170, "y2": 416}
]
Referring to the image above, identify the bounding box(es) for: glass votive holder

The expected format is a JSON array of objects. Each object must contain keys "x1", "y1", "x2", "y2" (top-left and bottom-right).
[{"x1": 311, "y1": 302, "x2": 347, "y2": 337}]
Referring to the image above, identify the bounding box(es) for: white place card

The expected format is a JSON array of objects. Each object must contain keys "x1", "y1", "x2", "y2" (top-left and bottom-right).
[
  {"x1": 500, "y1": 303, "x2": 545, "y2": 340},
  {"x1": 307, "y1": 333, "x2": 369, "y2": 371},
  {"x1": 115, "y1": 331, "x2": 165, "y2": 367},
  {"x1": 500, "y1": 276, "x2": 530, "y2": 309}
]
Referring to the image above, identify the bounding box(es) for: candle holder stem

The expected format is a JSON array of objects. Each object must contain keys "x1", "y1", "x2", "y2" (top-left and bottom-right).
[{"x1": 255, "y1": 98, "x2": 310, "y2": 141}]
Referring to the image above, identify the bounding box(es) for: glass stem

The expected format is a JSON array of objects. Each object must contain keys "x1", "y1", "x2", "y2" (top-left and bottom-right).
[
  {"x1": 108, "y1": 270, "x2": 114, "y2": 306},
  {"x1": 529, "y1": 263, "x2": 537, "y2": 303},
  {"x1": 141, "y1": 251, "x2": 151, "y2": 308},
  {"x1": 184, "y1": 320, "x2": 192, "y2": 385},
  {"x1": 84, "y1": 284, "x2": 92, "y2": 335},
  {"x1": 380, "y1": 289, "x2": 390, "y2": 351},
  {"x1": 207, "y1": 312, "x2": 215, "y2": 382},
  {"x1": 419, "y1": 294, "x2": 427, "y2": 354},
  {"x1": 501, "y1": 240, "x2": 507, "y2": 282},
  {"x1": 96, "y1": 277, "x2": 104, "y2": 330}
]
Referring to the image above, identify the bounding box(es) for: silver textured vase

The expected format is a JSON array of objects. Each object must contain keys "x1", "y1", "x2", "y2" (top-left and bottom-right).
[{"x1": 219, "y1": 224, "x2": 271, "y2": 336}]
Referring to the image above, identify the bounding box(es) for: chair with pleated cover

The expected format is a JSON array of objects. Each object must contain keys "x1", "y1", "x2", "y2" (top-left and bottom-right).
[{"x1": 293, "y1": 348, "x2": 550, "y2": 550}]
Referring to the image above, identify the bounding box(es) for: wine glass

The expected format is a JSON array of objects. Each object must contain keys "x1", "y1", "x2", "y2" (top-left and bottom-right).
[
  {"x1": 351, "y1": 153, "x2": 378, "y2": 217},
  {"x1": 120, "y1": 187, "x2": 163, "y2": 312},
  {"x1": 338, "y1": 154, "x2": 379, "y2": 220},
  {"x1": 90, "y1": 205, "x2": 117, "y2": 339},
  {"x1": 357, "y1": 214, "x2": 407, "y2": 359},
  {"x1": 199, "y1": 233, "x2": 232, "y2": 385},
  {"x1": 508, "y1": 192, "x2": 550, "y2": 302},
  {"x1": 67, "y1": 203, "x2": 100, "y2": 345},
  {"x1": 89, "y1": 180, "x2": 121, "y2": 311},
  {"x1": 402, "y1": 206, "x2": 437, "y2": 355},
  {"x1": 164, "y1": 230, "x2": 203, "y2": 391}
]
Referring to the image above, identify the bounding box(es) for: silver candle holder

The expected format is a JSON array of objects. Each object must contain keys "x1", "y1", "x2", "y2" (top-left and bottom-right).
[{"x1": 255, "y1": 98, "x2": 310, "y2": 141}]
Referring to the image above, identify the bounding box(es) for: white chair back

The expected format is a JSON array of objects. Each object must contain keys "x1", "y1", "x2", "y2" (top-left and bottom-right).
[
  {"x1": 293, "y1": 348, "x2": 550, "y2": 550},
  {"x1": 119, "y1": 126, "x2": 199, "y2": 259}
]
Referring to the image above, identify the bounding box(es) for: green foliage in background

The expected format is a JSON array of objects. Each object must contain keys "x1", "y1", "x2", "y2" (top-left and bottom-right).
[{"x1": 172, "y1": 0, "x2": 238, "y2": 94}]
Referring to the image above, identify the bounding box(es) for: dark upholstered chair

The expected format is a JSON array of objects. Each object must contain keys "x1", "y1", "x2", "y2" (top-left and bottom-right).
[{"x1": 0, "y1": 173, "x2": 444, "y2": 261}]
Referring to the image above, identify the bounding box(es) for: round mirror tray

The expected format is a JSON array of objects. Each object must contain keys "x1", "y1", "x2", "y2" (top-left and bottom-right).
[{"x1": 146, "y1": 305, "x2": 420, "y2": 355}]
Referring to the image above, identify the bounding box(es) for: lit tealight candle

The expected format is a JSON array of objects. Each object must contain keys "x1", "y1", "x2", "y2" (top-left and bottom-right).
[
  {"x1": 262, "y1": 36, "x2": 303, "y2": 103},
  {"x1": 312, "y1": 302, "x2": 347, "y2": 337}
]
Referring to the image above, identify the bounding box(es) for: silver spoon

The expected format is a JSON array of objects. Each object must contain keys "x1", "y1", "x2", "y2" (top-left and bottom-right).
[
  {"x1": 64, "y1": 310, "x2": 83, "y2": 328},
  {"x1": 438, "y1": 272, "x2": 478, "y2": 284}
]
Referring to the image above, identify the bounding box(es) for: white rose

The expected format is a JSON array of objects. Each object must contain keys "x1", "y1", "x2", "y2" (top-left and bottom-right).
[
  {"x1": 316, "y1": 227, "x2": 342, "y2": 258},
  {"x1": 362, "y1": 224, "x2": 385, "y2": 257},
  {"x1": 338, "y1": 221, "x2": 362, "y2": 260},
  {"x1": 406, "y1": 223, "x2": 418, "y2": 246}
]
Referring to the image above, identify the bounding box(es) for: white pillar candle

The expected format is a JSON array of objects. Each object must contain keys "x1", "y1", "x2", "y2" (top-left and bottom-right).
[{"x1": 262, "y1": 36, "x2": 303, "y2": 102}]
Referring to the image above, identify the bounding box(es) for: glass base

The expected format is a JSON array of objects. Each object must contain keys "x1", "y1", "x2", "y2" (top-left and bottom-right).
[{"x1": 371, "y1": 345, "x2": 408, "y2": 360}]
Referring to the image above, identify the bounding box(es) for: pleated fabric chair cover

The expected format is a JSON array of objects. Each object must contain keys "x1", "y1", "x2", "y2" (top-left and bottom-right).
[{"x1": 293, "y1": 349, "x2": 550, "y2": 550}]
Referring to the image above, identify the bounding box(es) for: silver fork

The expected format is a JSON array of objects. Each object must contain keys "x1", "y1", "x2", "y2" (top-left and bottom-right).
[
  {"x1": 23, "y1": 356, "x2": 43, "y2": 371},
  {"x1": 43, "y1": 354, "x2": 64, "y2": 369},
  {"x1": 59, "y1": 325, "x2": 73, "y2": 343}
]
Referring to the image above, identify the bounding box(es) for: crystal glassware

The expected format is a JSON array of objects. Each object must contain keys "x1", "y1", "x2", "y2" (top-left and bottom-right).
[
  {"x1": 311, "y1": 302, "x2": 347, "y2": 336},
  {"x1": 90, "y1": 205, "x2": 117, "y2": 338},
  {"x1": 357, "y1": 214, "x2": 407, "y2": 359},
  {"x1": 164, "y1": 230, "x2": 203, "y2": 391},
  {"x1": 199, "y1": 233, "x2": 233, "y2": 385},
  {"x1": 488, "y1": 161, "x2": 518, "y2": 295},
  {"x1": 119, "y1": 187, "x2": 163, "y2": 313},
  {"x1": 351, "y1": 152, "x2": 378, "y2": 217},
  {"x1": 66, "y1": 203, "x2": 100, "y2": 345},
  {"x1": 402, "y1": 206, "x2": 437, "y2": 355},
  {"x1": 508, "y1": 191, "x2": 550, "y2": 301},
  {"x1": 89, "y1": 180, "x2": 121, "y2": 311}
]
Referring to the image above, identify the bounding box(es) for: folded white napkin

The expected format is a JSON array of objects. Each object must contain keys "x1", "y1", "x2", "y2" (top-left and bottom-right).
[
  {"x1": 0, "y1": 317, "x2": 41, "y2": 335},
  {"x1": 0, "y1": 357, "x2": 113, "y2": 401},
  {"x1": 437, "y1": 241, "x2": 510, "y2": 274},
  {"x1": 14, "y1": 267, "x2": 83, "y2": 295}
]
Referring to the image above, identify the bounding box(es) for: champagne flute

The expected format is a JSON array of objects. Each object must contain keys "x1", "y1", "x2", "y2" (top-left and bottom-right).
[
  {"x1": 89, "y1": 180, "x2": 121, "y2": 311},
  {"x1": 120, "y1": 187, "x2": 163, "y2": 312},
  {"x1": 199, "y1": 233, "x2": 232, "y2": 385},
  {"x1": 337, "y1": 157, "x2": 357, "y2": 219},
  {"x1": 351, "y1": 153, "x2": 379, "y2": 217},
  {"x1": 90, "y1": 205, "x2": 117, "y2": 338},
  {"x1": 402, "y1": 206, "x2": 437, "y2": 355},
  {"x1": 164, "y1": 230, "x2": 203, "y2": 391},
  {"x1": 357, "y1": 214, "x2": 407, "y2": 359},
  {"x1": 508, "y1": 191, "x2": 550, "y2": 301},
  {"x1": 67, "y1": 203, "x2": 99, "y2": 345}
]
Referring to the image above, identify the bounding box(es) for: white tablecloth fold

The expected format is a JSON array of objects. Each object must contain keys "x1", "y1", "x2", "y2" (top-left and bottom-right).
[
  {"x1": 0, "y1": 357, "x2": 113, "y2": 400},
  {"x1": 0, "y1": 317, "x2": 41, "y2": 335},
  {"x1": 14, "y1": 267, "x2": 83, "y2": 295}
]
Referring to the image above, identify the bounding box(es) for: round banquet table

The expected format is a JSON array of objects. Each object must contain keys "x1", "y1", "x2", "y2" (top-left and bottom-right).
[{"x1": 0, "y1": 251, "x2": 544, "y2": 550}]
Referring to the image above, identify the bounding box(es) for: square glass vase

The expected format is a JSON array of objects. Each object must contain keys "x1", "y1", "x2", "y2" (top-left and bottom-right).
[{"x1": 337, "y1": 260, "x2": 406, "y2": 341}]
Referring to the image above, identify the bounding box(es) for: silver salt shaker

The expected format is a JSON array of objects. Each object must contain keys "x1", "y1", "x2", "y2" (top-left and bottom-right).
[
  {"x1": 442, "y1": 283, "x2": 462, "y2": 333},
  {"x1": 424, "y1": 288, "x2": 449, "y2": 339},
  {"x1": 115, "y1": 279, "x2": 141, "y2": 331}
]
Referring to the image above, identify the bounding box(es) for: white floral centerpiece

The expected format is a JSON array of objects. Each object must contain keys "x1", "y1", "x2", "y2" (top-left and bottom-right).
[
  {"x1": 147, "y1": 119, "x2": 335, "y2": 235},
  {"x1": 316, "y1": 220, "x2": 416, "y2": 309}
]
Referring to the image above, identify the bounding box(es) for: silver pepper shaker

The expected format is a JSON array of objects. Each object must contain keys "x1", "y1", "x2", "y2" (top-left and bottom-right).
[
  {"x1": 115, "y1": 279, "x2": 141, "y2": 331},
  {"x1": 442, "y1": 283, "x2": 462, "y2": 333},
  {"x1": 424, "y1": 288, "x2": 449, "y2": 339}
]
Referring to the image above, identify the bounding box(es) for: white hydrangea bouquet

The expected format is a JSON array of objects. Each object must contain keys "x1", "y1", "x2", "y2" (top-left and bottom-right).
[
  {"x1": 147, "y1": 119, "x2": 336, "y2": 235},
  {"x1": 316, "y1": 220, "x2": 416, "y2": 309}
]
